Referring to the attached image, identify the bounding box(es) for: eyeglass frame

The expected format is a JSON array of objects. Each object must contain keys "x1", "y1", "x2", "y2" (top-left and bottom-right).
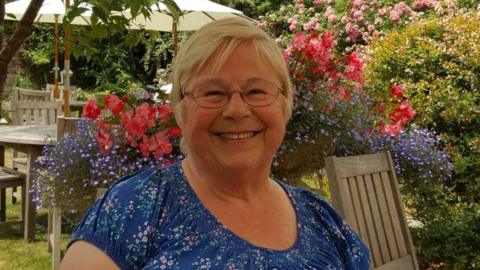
[{"x1": 181, "y1": 80, "x2": 285, "y2": 109}]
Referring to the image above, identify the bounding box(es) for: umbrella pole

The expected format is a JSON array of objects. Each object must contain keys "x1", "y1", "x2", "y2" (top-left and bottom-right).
[
  {"x1": 53, "y1": 15, "x2": 60, "y2": 99},
  {"x1": 173, "y1": 21, "x2": 178, "y2": 56},
  {"x1": 63, "y1": 0, "x2": 71, "y2": 116}
]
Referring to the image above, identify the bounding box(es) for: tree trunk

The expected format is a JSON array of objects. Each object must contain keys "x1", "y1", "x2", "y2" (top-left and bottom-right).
[{"x1": 0, "y1": 0, "x2": 44, "y2": 114}]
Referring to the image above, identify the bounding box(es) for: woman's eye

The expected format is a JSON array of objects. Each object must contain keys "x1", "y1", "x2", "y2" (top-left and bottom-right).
[
  {"x1": 246, "y1": 88, "x2": 267, "y2": 95},
  {"x1": 203, "y1": 90, "x2": 226, "y2": 97}
]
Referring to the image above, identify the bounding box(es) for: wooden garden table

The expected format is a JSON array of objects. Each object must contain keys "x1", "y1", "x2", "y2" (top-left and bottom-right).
[{"x1": 0, "y1": 124, "x2": 56, "y2": 242}]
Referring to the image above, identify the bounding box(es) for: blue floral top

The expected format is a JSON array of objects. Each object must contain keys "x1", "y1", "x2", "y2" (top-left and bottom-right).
[{"x1": 69, "y1": 162, "x2": 370, "y2": 269}]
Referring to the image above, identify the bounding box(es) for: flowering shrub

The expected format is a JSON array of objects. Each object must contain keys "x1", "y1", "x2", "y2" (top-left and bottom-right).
[
  {"x1": 364, "y1": 11, "x2": 480, "y2": 191},
  {"x1": 260, "y1": 0, "x2": 468, "y2": 52},
  {"x1": 363, "y1": 11, "x2": 480, "y2": 268},
  {"x1": 32, "y1": 93, "x2": 182, "y2": 218}
]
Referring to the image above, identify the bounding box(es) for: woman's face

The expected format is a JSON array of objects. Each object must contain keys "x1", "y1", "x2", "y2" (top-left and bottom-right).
[{"x1": 177, "y1": 42, "x2": 290, "y2": 172}]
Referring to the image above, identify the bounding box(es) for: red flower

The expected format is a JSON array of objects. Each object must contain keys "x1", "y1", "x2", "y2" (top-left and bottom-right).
[
  {"x1": 157, "y1": 105, "x2": 173, "y2": 124},
  {"x1": 104, "y1": 95, "x2": 125, "y2": 116},
  {"x1": 389, "y1": 84, "x2": 404, "y2": 98},
  {"x1": 168, "y1": 127, "x2": 182, "y2": 138},
  {"x1": 339, "y1": 88, "x2": 351, "y2": 101},
  {"x1": 153, "y1": 140, "x2": 173, "y2": 159},
  {"x1": 344, "y1": 51, "x2": 363, "y2": 82},
  {"x1": 95, "y1": 130, "x2": 113, "y2": 151},
  {"x1": 320, "y1": 30, "x2": 335, "y2": 49},
  {"x1": 83, "y1": 99, "x2": 101, "y2": 119},
  {"x1": 88, "y1": 93, "x2": 179, "y2": 160},
  {"x1": 389, "y1": 101, "x2": 416, "y2": 124}
]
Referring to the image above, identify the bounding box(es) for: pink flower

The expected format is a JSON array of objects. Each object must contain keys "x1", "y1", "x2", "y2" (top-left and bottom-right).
[
  {"x1": 83, "y1": 99, "x2": 101, "y2": 119},
  {"x1": 352, "y1": 10, "x2": 364, "y2": 21},
  {"x1": 313, "y1": 0, "x2": 324, "y2": 5},
  {"x1": 303, "y1": 22, "x2": 313, "y2": 31},
  {"x1": 382, "y1": 123, "x2": 402, "y2": 136},
  {"x1": 378, "y1": 8, "x2": 387, "y2": 16},
  {"x1": 327, "y1": 14, "x2": 337, "y2": 23},
  {"x1": 324, "y1": 7, "x2": 337, "y2": 23},
  {"x1": 346, "y1": 24, "x2": 362, "y2": 43},
  {"x1": 352, "y1": 0, "x2": 362, "y2": 8},
  {"x1": 413, "y1": 0, "x2": 435, "y2": 10},
  {"x1": 292, "y1": 32, "x2": 308, "y2": 51},
  {"x1": 389, "y1": 10, "x2": 401, "y2": 24},
  {"x1": 289, "y1": 19, "x2": 298, "y2": 32},
  {"x1": 394, "y1": 2, "x2": 411, "y2": 14}
]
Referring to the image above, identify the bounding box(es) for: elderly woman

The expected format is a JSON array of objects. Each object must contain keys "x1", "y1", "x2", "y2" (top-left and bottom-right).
[{"x1": 61, "y1": 18, "x2": 370, "y2": 269}]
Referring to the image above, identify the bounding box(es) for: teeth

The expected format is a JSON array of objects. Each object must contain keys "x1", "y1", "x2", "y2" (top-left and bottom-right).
[{"x1": 218, "y1": 132, "x2": 256, "y2": 140}]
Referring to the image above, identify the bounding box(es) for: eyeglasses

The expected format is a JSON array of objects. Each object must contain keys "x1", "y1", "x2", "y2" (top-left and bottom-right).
[{"x1": 182, "y1": 81, "x2": 283, "y2": 109}]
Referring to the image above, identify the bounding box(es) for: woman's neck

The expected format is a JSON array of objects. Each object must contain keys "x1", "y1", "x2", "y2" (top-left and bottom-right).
[{"x1": 182, "y1": 157, "x2": 274, "y2": 203}]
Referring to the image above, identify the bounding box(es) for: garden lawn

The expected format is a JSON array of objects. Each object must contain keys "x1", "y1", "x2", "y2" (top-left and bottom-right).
[
  {"x1": 0, "y1": 189, "x2": 71, "y2": 270},
  {"x1": 0, "y1": 149, "x2": 71, "y2": 270}
]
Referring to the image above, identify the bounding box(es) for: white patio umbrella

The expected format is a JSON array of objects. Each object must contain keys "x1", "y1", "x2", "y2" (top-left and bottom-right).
[
  {"x1": 5, "y1": 0, "x2": 92, "y2": 114},
  {"x1": 124, "y1": 0, "x2": 255, "y2": 54},
  {"x1": 5, "y1": 0, "x2": 91, "y2": 25}
]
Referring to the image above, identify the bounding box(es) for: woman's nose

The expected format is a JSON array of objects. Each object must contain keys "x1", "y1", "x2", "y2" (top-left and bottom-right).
[{"x1": 222, "y1": 92, "x2": 251, "y2": 119}]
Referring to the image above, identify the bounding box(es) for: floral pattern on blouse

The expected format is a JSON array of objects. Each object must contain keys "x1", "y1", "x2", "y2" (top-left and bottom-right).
[{"x1": 69, "y1": 162, "x2": 371, "y2": 269}]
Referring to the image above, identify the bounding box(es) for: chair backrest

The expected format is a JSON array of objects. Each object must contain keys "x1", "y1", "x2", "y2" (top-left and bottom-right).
[
  {"x1": 15, "y1": 87, "x2": 51, "y2": 101},
  {"x1": 325, "y1": 152, "x2": 419, "y2": 270},
  {"x1": 46, "y1": 84, "x2": 76, "y2": 101},
  {"x1": 10, "y1": 100, "x2": 64, "y2": 125}
]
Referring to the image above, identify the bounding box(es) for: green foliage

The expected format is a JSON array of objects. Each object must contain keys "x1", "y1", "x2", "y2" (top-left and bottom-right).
[
  {"x1": 214, "y1": 0, "x2": 291, "y2": 18},
  {"x1": 409, "y1": 202, "x2": 480, "y2": 269}
]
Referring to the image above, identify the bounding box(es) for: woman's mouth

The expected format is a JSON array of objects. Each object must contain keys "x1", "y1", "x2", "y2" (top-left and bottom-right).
[{"x1": 215, "y1": 131, "x2": 261, "y2": 140}]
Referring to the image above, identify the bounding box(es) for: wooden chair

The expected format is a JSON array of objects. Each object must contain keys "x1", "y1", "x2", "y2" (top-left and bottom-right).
[
  {"x1": 8, "y1": 100, "x2": 63, "y2": 208},
  {"x1": 325, "y1": 152, "x2": 419, "y2": 270},
  {"x1": 11, "y1": 88, "x2": 51, "y2": 172},
  {"x1": 14, "y1": 87, "x2": 51, "y2": 102},
  {"x1": 10, "y1": 100, "x2": 63, "y2": 126},
  {"x1": 0, "y1": 159, "x2": 26, "y2": 235}
]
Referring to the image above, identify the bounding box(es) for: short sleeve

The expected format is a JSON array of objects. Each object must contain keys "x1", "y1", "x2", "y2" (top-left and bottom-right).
[
  {"x1": 301, "y1": 190, "x2": 372, "y2": 270},
  {"x1": 68, "y1": 168, "x2": 161, "y2": 270}
]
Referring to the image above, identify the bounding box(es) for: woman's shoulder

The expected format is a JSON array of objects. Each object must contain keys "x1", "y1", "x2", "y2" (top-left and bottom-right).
[
  {"x1": 68, "y1": 161, "x2": 185, "y2": 269},
  {"x1": 277, "y1": 180, "x2": 334, "y2": 215},
  {"x1": 279, "y1": 181, "x2": 371, "y2": 269}
]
